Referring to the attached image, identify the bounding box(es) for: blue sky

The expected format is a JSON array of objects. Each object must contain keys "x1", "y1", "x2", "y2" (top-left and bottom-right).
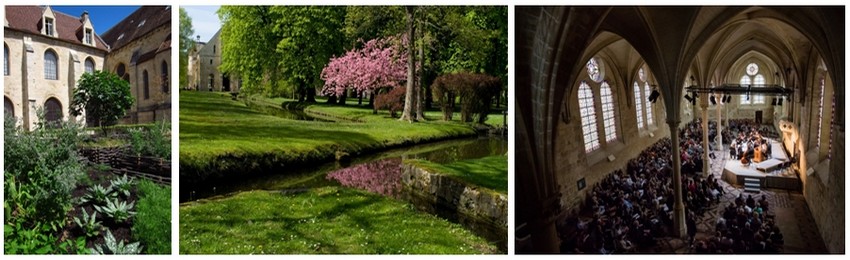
[
  {"x1": 182, "y1": 6, "x2": 221, "y2": 43},
  {"x1": 50, "y1": 6, "x2": 144, "y2": 35}
]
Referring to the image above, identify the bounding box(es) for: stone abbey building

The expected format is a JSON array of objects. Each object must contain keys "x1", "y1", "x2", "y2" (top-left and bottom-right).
[
  {"x1": 516, "y1": 6, "x2": 843, "y2": 253},
  {"x1": 4, "y1": 5, "x2": 171, "y2": 128}
]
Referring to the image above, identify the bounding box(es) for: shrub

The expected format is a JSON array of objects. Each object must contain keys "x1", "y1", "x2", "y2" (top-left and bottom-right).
[
  {"x1": 132, "y1": 180, "x2": 171, "y2": 254},
  {"x1": 90, "y1": 229, "x2": 143, "y2": 254},
  {"x1": 374, "y1": 87, "x2": 406, "y2": 117},
  {"x1": 126, "y1": 121, "x2": 171, "y2": 159},
  {"x1": 4, "y1": 114, "x2": 85, "y2": 253}
]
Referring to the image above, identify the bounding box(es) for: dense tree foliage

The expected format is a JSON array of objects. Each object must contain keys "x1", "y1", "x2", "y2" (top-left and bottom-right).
[
  {"x1": 70, "y1": 71, "x2": 134, "y2": 133},
  {"x1": 374, "y1": 87, "x2": 406, "y2": 118},
  {"x1": 178, "y1": 8, "x2": 194, "y2": 89},
  {"x1": 218, "y1": 6, "x2": 346, "y2": 102},
  {"x1": 320, "y1": 37, "x2": 408, "y2": 100}
]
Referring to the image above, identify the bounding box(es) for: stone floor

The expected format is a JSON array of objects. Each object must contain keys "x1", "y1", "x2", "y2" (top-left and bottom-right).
[{"x1": 646, "y1": 149, "x2": 828, "y2": 253}]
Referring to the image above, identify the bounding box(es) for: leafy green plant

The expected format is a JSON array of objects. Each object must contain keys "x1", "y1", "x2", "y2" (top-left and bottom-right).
[
  {"x1": 4, "y1": 221, "x2": 60, "y2": 254},
  {"x1": 126, "y1": 122, "x2": 171, "y2": 159},
  {"x1": 70, "y1": 70, "x2": 135, "y2": 135},
  {"x1": 89, "y1": 229, "x2": 143, "y2": 254},
  {"x1": 73, "y1": 209, "x2": 103, "y2": 238},
  {"x1": 81, "y1": 184, "x2": 116, "y2": 206},
  {"x1": 94, "y1": 198, "x2": 136, "y2": 223},
  {"x1": 110, "y1": 174, "x2": 135, "y2": 197},
  {"x1": 133, "y1": 180, "x2": 171, "y2": 254}
]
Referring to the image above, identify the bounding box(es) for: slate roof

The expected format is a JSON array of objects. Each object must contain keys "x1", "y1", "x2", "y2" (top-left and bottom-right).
[{"x1": 99, "y1": 6, "x2": 171, "y2": 52}]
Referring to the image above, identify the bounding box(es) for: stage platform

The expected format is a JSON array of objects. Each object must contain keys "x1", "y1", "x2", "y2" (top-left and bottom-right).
[{"x1": 721, "y1": 139, "x2": 801, "y2": 190}]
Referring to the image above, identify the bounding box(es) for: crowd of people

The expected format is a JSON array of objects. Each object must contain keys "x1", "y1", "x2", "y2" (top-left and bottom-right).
[
  {"x1": 559, "y1": 117, "x2": 789, "y2": 254},
  {"x1": 693, "y1": 194, "x2": 785, "y2": 253}
]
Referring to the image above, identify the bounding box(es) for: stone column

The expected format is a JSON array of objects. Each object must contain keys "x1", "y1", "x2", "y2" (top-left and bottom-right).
[
  {"x1": 701, "y1": 98, "x2": 710, "y2": 177},
  {"x1": 717, "y1": 97, "x2": 723, "y2": 150},
  {"x1": 668, "y1": 119, "x2": 687, "y2": 238}
]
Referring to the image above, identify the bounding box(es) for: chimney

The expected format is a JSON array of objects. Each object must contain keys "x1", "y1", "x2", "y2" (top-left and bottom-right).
[{"x1": 81, "y1": 11, "x2": 89, "y2": 22}]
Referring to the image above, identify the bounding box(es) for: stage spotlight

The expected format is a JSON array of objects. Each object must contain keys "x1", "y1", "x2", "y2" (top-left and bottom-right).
[
  {"x1": 710, "y1": 95, "x2": 716, "y2": 105},
  {"x1": 648, "y1": 90, "x2": 660, "y2": 103}
]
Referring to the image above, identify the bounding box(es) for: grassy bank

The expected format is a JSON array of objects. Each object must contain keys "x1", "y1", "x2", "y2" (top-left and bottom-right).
[
  {"x1": 179, "y1": 187, "x2": 498, "y2": 254},
  {"x1": 179, "y1": 91, "x2": 478, "y2": 183},
  {"x1": 406, "y1": 155, "x2": 508, "y2": 194}
]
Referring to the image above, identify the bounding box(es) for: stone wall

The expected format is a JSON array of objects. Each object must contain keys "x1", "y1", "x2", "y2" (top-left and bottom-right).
[
  {"x1": 104, "y1": 25, "x2": 171, "y2": 124},
  {"x1": 400, "y1": 163, "x2": 507, "y2": 232},
  {"x1": 4, "y1": 29, "x2": 106, "y2": 129},
  {"x1": 802, "y1": 128, "x2": 845, "y2": 253}
]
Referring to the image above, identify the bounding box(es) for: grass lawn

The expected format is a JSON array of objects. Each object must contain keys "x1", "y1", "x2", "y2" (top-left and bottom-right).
[
  {"x1": 406, "y1": 155, "x2": 508, "y2": 194},
  {"x1": 180, "y1": 91, "x2": 478, "y2": 182},
  {"x1": 179, "y1": 187, "x2": 498, "y2": 254}
]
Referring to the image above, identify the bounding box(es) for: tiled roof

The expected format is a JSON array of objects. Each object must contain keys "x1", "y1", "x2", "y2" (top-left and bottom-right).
[
  {"x1": 100, "y1": 6, "x2": 171, "y2": 52},
  {"x1": 4, "y1": 5, "x2": 109, "y2": 51}
]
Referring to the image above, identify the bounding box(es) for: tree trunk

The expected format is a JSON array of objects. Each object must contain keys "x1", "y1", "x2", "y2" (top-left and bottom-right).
[
  {"x1": 358, "y1": 91, "x2": 363, "y2": 106},
  {"x1": 399, "y1": 6, "x2": 416, "y2": 122},
  {"x1": 370, "y1": 90, "x2": 378, "y2": 114},
  {"x1": 305, "y1": 85, "x2": 316, "y2": 103},
  {"x1": 415, "y1": 19, "x2": 425, "y2": 121},
  {"x1": 327, "y1": 94, "x2": 337, "y2": 104},
  {"x1": 338, "y1": 89, "x2": 347, "y2": 105}
]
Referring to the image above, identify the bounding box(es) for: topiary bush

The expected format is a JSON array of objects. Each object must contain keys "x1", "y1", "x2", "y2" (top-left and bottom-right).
[
  {"x1": 374, "y1": 87, "x2": 406, "y2": 118},
  {"x1": 431, "y1": 73, "x2": 502, "y2": 123}
]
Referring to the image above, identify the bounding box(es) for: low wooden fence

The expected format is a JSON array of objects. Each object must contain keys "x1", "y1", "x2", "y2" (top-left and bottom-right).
[{"x1": 79, "y1": 147, "x2": 171, "y2": 185}]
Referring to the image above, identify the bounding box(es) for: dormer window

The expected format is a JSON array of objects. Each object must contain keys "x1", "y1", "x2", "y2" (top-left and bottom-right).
[
  {"x1": 84, "y1": 29, "x2": 93, "y2": 45},
  {"x1": 45, "y1": 18, "x2": 55, "y2": 36}
]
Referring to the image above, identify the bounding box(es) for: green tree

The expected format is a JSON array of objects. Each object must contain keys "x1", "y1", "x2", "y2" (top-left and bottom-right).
[
  {"x1": 179, "y1": 7, "x2": 195, "y2": 89},
  {"x1": 218, "y1": 6, "x2": 346, "y2": 102},
  {"x1": 70, "y1": 71, "x2": 134, "y2": 134}
]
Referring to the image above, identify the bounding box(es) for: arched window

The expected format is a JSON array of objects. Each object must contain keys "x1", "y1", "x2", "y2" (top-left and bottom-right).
[
  {"x1": 600, "y1": 81, "x2": 617, "y2": 142},
  {"x1": 754, "y1": 74, "x2": 765, "y2": 104},
  {"x1": 634, "y1": 81, "x2": 644, "y2": 129},
  {"x1": 579, "y1": 81, "x2": 599, "y2": 153},
  {"x1": 143, "y1": 70, "x2": 150, "y2": 100},
  {"x1": 161, "y1": 60, "x2": 169, "y2": 93},
  {"x1": 740, "y1": 75, "x2": 751, "y2": 104},
  {"x1": 85, "y1": 58, "x2": 95, "y2": 74},
  {"x1": 44, "y1": 97, "x2": 62, "y2": 126},
  {"x1": 644, "y1": 83, "x2": 653, "y2": 125},
  {"x1": 4, "y1": 44, "x2": 8, "y2": 76},
  {"x1": 44, "y1": 50, "x2": 58, "y2": 80},
  {"x1": 4, "y1": 96, "x2": 13, "y2": 118},
  {"x1": 116, "y1": 63, "x2": 126, "y2": 78}
]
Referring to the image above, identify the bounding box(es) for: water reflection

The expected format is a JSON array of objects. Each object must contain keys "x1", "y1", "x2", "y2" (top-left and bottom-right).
[{"x1": 326, "y1": 158, "x2": 403, "y2": 198}]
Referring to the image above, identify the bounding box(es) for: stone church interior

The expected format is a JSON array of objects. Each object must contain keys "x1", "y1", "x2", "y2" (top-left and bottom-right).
[{"x1": 515, "y1": 6, "x2": 844, "y2": 253}]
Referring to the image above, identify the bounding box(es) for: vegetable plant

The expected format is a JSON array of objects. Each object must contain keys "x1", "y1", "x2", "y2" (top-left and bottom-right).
[
  {"x1": 80, "y1": 184, "x2": 115, "y2": 205},
  {"x1": 110, "y1": 174, "x2": 135, "y2": 197},
  {"x1": 89, "y1": 229, "x2": 143, "y2": 254},
  {"x1": 93, "y1": 198, "x2": 136, "y2": 223},
  {"x1": 73, "y1": 209, "x2": 103, "y2": 238}
]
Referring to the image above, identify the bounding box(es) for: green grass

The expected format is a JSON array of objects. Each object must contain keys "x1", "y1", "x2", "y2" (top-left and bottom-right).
[
  {"x1": 180, "y1": 91, "x2": 478, "y2": 182},
  {"x1": 132, "y1": 180, "x2": 172, "y2": 254},
  {"x1": 179, "y1": 187, "x2": 498, "y2": 254},
  {"x1": 406, "y1": 155, "x2": 508, "y2": 194}
]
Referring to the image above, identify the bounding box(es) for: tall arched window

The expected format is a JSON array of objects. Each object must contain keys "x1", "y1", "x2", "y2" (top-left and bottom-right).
[
  {"x1": 44, "y1": 97, "x2": 62, "y2": 126},
  {"x1": 85, "y1": 58, "x2": 95, "y2": 74},
  {"x1": 4, "y1": 44, "x2": 8, "y2": 76},
  {"x1": 44, "y1": 50, "x2": 58, "y2": 80},
  {"x1": 579, "y1": 81, "x2": 599, "y2": 153},
  {"x1": 143, "y1": 70, "x2": 150, "y2": 100},
  {"x1": 600, "y1": 81, "x2": 617, "y2": 142},
  {"x1": 753, "y1": 74, "x2": 765, "y2": 104},
  {"x1": 161, "y1": 60, "x2": 169, "y2": 93},
  {"x1": 634, "y1": 81, "x2": 643, "y2": 129},
  {"x1": 740, "y1": 75, "x2": 751, "y2": 104},
  {"x1": 644, "y1": 83, "x2": 653, "y2": 125}
]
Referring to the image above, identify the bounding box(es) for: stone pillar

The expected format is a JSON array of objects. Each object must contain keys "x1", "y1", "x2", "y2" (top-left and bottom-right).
[
  {"x1": 528, "y1": 196, "x2": 561, "y2": 252},
  {"x1": 668, "y1": 119, "x2": 687, "y2": 238},
  {"x1": 716, "y1": 99, "x2": 723, "y2": 150},
  {"x1": 701, "y1": 99, "x2": 710, "y2": 177}
]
